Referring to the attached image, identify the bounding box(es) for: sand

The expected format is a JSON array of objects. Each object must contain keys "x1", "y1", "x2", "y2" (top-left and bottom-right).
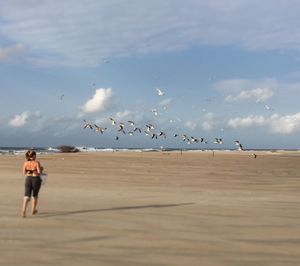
[{"x1": 0, "y1": 151, "x2": 299, "y2": 266}]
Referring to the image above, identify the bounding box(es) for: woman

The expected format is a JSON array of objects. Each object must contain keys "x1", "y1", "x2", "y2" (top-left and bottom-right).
[{"x1": 21, "y1": 150, "x2": 43, "y2": 218}]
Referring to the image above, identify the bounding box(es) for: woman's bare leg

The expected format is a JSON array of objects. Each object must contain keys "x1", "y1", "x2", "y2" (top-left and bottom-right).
[
  {"x1": 31, "y1": 197, "x2": 38, "y2": 215},
  {"x1": 21, "y1": 197, "x2": 30, "y2": 217}
]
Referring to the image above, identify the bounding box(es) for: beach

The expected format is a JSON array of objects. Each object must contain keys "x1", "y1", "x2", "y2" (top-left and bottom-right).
[{"x1": 0, "y1": 151, "x2": 299, "y2": 266}]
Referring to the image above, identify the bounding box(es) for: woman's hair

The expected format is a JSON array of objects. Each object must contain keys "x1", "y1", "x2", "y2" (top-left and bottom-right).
[{"x1": 25, "y1": 150, "x2": 36, "y2": 161}]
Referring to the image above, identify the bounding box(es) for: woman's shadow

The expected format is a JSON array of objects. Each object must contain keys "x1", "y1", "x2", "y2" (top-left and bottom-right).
[{"x1": 37, "y1": 202, "x2": 195, "y2": 218}]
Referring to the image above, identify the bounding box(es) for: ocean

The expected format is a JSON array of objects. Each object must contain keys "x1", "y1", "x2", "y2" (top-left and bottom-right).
[{"x1": 0, "y1": 146, "x2": 299, "y2": 156}]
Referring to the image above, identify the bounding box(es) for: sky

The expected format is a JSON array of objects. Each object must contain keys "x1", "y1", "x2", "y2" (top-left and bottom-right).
[{"x1": 0, "y1": 0, "x2": 300, "y2": 149}]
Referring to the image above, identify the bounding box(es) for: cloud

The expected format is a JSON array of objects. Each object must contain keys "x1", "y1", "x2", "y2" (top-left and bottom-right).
[
  {"x1": 270, "y1": 113, "x2": 300, "y2": 134},
  {"x1": 227, "y1": 113, "x2": 300, "y2": 134},
  {"x1": 8, "y1": 111, "x2": 40, "y2": 127},
  {"x1": 185, "y1": 113, "x2": 224, "y2": 132},
  {"x1": 2, "y1": 1, "x2": 300, "y2": 66},
  {"x1": 228, "y1": 115, "x2": 266, "y2": 129},
  {"x1": 225, "y1": 88, "x2": 273, "y2": 103},
  {"x1": 0, "y1": 43, "x2": 25, "y2": 62},
  {"x1": 81, "y1": 88, "x2": 113, "y2": 113}
]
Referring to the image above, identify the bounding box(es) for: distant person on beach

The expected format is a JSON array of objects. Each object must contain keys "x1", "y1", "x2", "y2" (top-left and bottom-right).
[{"x1": 21, "y1": 150, "x2": 43, "y2": 218}]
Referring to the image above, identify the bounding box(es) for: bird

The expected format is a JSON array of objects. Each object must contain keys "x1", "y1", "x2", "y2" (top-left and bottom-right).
[
  {"x1": 158, "y1": 131, "x2": 166, "y2": 138},
  {"x1": 83, "y1": 120, "x2": 93, "y2": 130},
  {"x1": 134, "y1": 127, "x2": 142, "y2": 133},
  {"x1": 94, "y1": 124, "x2": 107, "y2": 134},
  {"x1": 110, "y1": 118, "x2": 116, "y2": 125},
  {"x1": 156, "y1": 87, "x2": 165, "y2": 96},
  {"x1": 235, "y1": 140, "x2": 244, "y2": 151},
  {"x1": 151, "y1": 109, "x2": 158, "y2": 116},
  {"x1": 191, "y1": 136, "x2": 199, "y2": 143},
  {"x1": 213, "y1": 138, "x2": 223, "y2": 144},
  {"x1": 151, "y1": 133, "x2": 158, "y2": 139},
  {"x1": 128, "y1": 120, "x2": 135, "y2": 126},
  {"x1": 145, "y1": 124, "x2": 155, "y2": 132},
  {"x1": 265, "y1": 104, "x2": 273, "y2": 111}
]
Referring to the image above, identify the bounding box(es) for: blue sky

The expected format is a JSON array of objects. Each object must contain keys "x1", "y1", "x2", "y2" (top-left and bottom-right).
[{"x1": 0, "y1": 0, "x2": 300, "y2": 149}]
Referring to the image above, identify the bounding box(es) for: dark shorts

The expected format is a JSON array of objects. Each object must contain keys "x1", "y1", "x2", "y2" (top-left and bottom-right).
[{"x1": 24, "y1": 176, "x2": 42, "y2": 198}]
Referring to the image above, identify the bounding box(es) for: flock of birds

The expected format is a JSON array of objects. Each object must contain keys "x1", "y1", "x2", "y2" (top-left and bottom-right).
[{"x1": 82, "y1": 87, "x2": 245, "y2": 151}]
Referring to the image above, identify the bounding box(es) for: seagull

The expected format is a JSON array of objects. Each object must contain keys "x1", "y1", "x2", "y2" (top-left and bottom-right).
[
  {"x1": 118, "y1": 123, "x2": 125, "y2": 130},
  {"x1": 115, "y1": 136, "x2": 119, "y2": 140},
  {"x1": 265, "y1": 104, "x2": 273, "y2": 111},
  {"x1": 151, "y1": 133, "x2": 158, "y2": 139},
  {"x1": 117, "y1": 124, "x2": 126, "y2": 135},
  {"x1": 174, "y1": 134, "x2": 178, "y2": 137},
  {"x1": 156, "y1": 87, "x2": 165, "y2": 96},
  {"x1": 128, "y1": 120, "x2": 135, "y2": 126},
  {"x1": 146, "y1": 124, "x2": 155, "y2": 132},
  {"x1": 213, "y1": 138, "x2": 223, "y2": 144},
  {"x1": 110, "y1": 118, "x2": 116, "y2": 125},
  {"x1": 235, "y1": 140, "x2": 244, "y2": 151},
  {"x1": 94, "y1": 124, "x2": 107, "y2": 134},
  {"x1": 191, "y1": 136, "x2": 199, "y2": 143},
  {"x1": 181, "y1": 134, "x2": 190, "y2": 142},
  {"x1": 151, "y1": 109, "x2": 158, "y2": 116},
  {"x1": 158, "y1": 131, "x2": 166, "y2": 138},
  {"x1": 128, "y1": 132, "x2": 134, "y2": 136},
  {"x1": 83, "y1": 120, "x2": 93, "y2": 130},
  {"x1": 134, "y1": 127, "x2": 142, "y2": 133}
]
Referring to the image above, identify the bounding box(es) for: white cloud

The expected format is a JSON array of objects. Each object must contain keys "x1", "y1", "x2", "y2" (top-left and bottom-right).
[
  {"x1": 2, "y1": 1, "x2": 300, "y2": 66},
  {"x1": 225, "y1": 88, "x2": 273, "y2": 103},
  {"x1": 81, "y1": 88, "x2": 113, "y2": 113},
  {"x1": 185, "y1": 120, "x2": 198, "y2": 131},
  {"x1": 202, "y1": 113, "x2": 224, "y2": 131},
  {"x1": 228, "y1": 115, "x2": 266, "y2": 129},
  {"x1": 0, "y1": 43, "x2": 25, "y2": 62},
  {"x1": 227, "y1": 113, "x2": 300, "y2": 134},
  {"x1": 185, "y1": 113, "x2": 224, "y2": 132},
  {"x1": 270, "y1": 113, "x2": 300, "y2": 134},
  {"x1": 8, "y1": 111, "x2": 40, "y2": 127}
]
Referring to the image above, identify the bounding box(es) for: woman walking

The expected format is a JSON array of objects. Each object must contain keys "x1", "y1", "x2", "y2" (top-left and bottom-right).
[{"x1": 21, "y1": 150, "x2": 43, "y2": 218}]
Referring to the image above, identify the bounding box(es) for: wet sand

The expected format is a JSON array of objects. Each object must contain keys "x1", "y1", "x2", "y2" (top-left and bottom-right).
[{"x1": 0, "y1": 151, "x2": 299, "y2": 266}]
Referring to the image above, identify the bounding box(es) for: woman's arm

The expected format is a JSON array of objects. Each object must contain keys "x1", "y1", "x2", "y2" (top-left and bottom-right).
[
  {"x1": 22, "y1": 162, "x2": 27, "y2": 176},
  {"x1": 36, "y1": 161, "x2": 42, "y2": 175}
]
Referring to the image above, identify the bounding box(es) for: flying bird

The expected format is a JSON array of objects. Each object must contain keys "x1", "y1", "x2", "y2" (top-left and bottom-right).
[
  {"x1": 110, "y1": 118, "x2": 116, "y2": 125},
  {"x1": 134, "y1": 127, "x2": 142, "y2": 133},
  {"x1": 94, "y1": 124, "x2": 107, "y2": 134},
  {"x1": 191, "y1": 136, "x2": 199, "y2": 143},
  {"x1": 265, "y1": 105, "x2": 273, "y2": 111},
  {"x1": 83, "y1": 120, "x2": 93, "y2": 130},
  {"x1": 146, "y1": 124, "x2": 155, "y2": 132},
  {"x1": 235, "y1": 140, "x2": 244, "y2": 151},
  {"x1": 151, "y1": 109, "x2": 158, "y2": 116},
  {"x1": 213, "y1": 138, "x2": 223, "y2": 144},
  {"x1": 156, "y1": 88, "x2": 165, "y2": 96},
  {"x1": 128, "y1": 120, "x2": 135, "y2": 126},
  {"x1": 118, "y1": 123, "x2": 126, "y2": 134},
  {"x1": 158, "y1": 131, "x2": 166, "y2": 138}
]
